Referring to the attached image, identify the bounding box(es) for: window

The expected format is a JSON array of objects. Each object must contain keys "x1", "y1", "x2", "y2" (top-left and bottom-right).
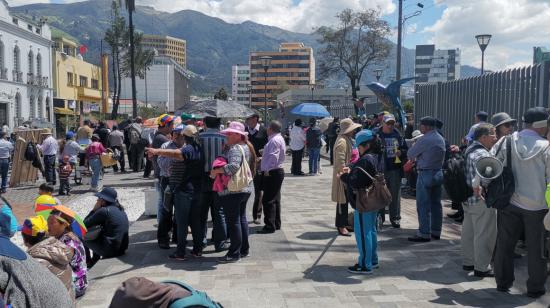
[
  {"x1": 91, "y1": 79, "x2": 99, "y2": 89},
  {"x1": 38, "y1": 96, "x2": 43, "y2": 118},
  {"x1": 12, "y1": 18, "x2": 18, "y2": 25},
  {"x1": 15, "y1": 93, "x2": 21, "y2": 119},
  {"x1": 67, "y1": 72, "x2": 74, "y2": 86},
  {"x1": 36, "y1": 54, "x2": 42, "y2": 76},
  {"x1": 29, "y1": 95, "x2": 35, "y2": 119},
  {"x1": 13, "y1": 46, "x2": 20, "y2": 72},
  {"x1": 28, "y1": 51, "x2": 34, "y2": 75},
  {"x1": 27, "y1": 25, "x2": 32, "y2": 31},
  {"x1": 35, "y1": 28, "x2": 41, "y2": 34},
  {"x1": 79, "y1": 76, "x2": 88, "y2": 87},
  {"x1": 0, "y1": 40, "x2": 4, "y2": 71}
]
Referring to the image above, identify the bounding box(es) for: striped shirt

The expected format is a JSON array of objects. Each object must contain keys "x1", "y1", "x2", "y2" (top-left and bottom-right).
[
  {"x1": 465, "y1": 141, "x2": 492, "y2": 206},
  {"x1": 157, "y1": 141, "x2": 178, "y2": 177},
  {"x1": 38, "y1": 136, "x2": 59, "y2": 156},
  {"x1": 0, "y1": 139, "x2": 13, "y2": 159},
  {"x1": 199, "y1": 128, "x2": 226, "y2": 172}
]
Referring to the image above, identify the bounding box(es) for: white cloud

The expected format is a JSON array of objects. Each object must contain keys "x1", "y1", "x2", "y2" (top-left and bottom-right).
[{"x1": 424, "y1": 0, "x2": 550, "y2": 70}]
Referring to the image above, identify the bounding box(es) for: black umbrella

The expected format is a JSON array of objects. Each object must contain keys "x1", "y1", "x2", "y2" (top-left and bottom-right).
[{"x1": 179, "y1": 99, "x2": 258, "y2": 119}]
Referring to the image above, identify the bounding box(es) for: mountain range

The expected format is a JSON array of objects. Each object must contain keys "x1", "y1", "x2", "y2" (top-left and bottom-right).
[{"x1": 12, "y1": 1, "x2": 476, "y2": 95}]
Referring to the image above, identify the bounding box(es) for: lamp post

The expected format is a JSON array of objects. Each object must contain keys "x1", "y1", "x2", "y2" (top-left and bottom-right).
[
  {"x1": 475, "y1": 34, "x2": 492, "y2": 75},
  {"x1": 310, "y1": 84, "x2": 315, "y2": 102},
  {"x1": 374, "y1": 69, "x2": 383, "y2": 82},
  {"x1": 397, "y1": 1, "x2": 424, "y2": 81},
  {"x1": 260, "y1": 56, "x2": 272, "y2": 125}
]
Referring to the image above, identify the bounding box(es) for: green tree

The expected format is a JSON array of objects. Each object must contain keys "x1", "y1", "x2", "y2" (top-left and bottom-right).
[
  {"x1": 316, "y1": 9, "x2": 391, "y2": 114},
  {"x1": 214, "y1": 87, "x2": 228, "y2": 100},
  {"x1": 403, "y1": 99, "x2": 414, "y2": 113},
  {"x1": 104, "y1": 1, "x2": 127, "y2": 119}
]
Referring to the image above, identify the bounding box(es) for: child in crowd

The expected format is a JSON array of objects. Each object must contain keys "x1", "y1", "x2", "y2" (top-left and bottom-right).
[
  {"x1": 37, "y1": 183, "x2": 61, "y2": 205},
  {"x1": 58, "y1": 156, "x2": 73, "y2": 195}
]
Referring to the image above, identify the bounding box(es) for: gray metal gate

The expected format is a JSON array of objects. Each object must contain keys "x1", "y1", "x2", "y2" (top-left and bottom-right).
[{"x1": 415, "y1": 61, "x2": 550, "y2": 144}]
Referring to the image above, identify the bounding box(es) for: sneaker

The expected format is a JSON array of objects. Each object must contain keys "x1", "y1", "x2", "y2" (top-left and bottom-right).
[
  {"x1": 215, "y1": 242, "x2": 230, "y2": 252},
  {"x1": 474, "y1": 270, "x2": 495, "y2": 278},
  {"x1": 168, "y1": 253, "x2": 186, "y2": 261},
  {"x1": 408, "y1": 236, "x2": 431, "y2": 242},
  {"x1": 347, "y1": 264, "x2": 372, "y2": 275},
  {"x1": 431, "y1": 234, "x2": 441, "y2": 240},
  {"x1": 463, "y1": 265, "x2": 474, "y2": 271},
  {"x1": 241, "y1": 251, "x2": 250, "y2": 258},
  {"x1": 390, "y1": 221, "x2": 401, "y2": 229},
  {"x1": 372, "y1": 263, "x2": 380, "y2": 269},
  {"x1": 218, "y1": 255, "x2": 240, "y2": 263},
  {"x1": 526, "y1": 291, "x2": 545, "y2": 298},
  {"x1": 158, "y1": 242, "x2": 170, "y2": 250},
  {"x1": 191, "y1": 250, "x2": 203, "y2": 258}
]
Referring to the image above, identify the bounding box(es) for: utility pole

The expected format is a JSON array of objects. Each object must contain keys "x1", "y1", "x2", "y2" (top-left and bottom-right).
[
  {"x1": 128, "y1": 3, "x2": 137, "y2": 118},
  {"x1": 396, "y1": 0, "x2": 403, "y2": 81}
]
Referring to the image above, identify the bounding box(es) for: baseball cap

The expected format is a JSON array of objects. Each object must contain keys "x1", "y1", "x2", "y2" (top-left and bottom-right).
[
  {"x1": 172, "y1": 124, "x2": 186, "y2": 133},
  {"x1": 420, "y1": 116, "x2": 436, "y2": 127},
  {"x1": 65, "y1": 131, "x2": 75, "y2": 140},
  {"x1": 355, "y1": 129, "x2": 374, "y2": 147},
  {"x1": 21, "y1": 216, "x2": 48, "y2": 237},
  {"x1": 384, "y1": 114, "x2": 396, "y2": 123}
]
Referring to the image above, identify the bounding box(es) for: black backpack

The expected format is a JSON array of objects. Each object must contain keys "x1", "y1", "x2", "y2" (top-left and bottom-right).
[
  {"x1": 484, "y1": 136, "x2": 515, "y2": 209},
  {"x1": 443, "y1": 145, "x2": 484, "y2": 202},
  {"x1": 24, "y1": 141, "x2": 36, "y2": 161}
]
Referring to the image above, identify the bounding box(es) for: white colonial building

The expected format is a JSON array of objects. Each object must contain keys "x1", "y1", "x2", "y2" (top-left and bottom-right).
[{"x1": 0, "y1": 0, "x2": 54, "y2": 129}]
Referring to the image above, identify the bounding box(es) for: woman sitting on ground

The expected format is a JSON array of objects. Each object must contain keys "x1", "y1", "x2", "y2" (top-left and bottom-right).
[
  {"x1": 47, "y1": 205, "x2": 88, "y2": 298},
  {"x1": 83, "y1": 187, "x2": 129, "y2": 269},
  {"x1": 339, "y1": 129, "x2": 383, "y2": 275},
  {"x1": 21, "y1": 215, "x2": 75, "y2": 301}
]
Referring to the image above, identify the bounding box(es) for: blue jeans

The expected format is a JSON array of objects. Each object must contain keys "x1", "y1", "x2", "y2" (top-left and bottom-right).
[
  {"x1": 354, "y1": 210, "x2": 378, "y2": 270},
  {"x1": 0, "y1": 158, "x2": 9, "y2": 190},
  {"x1": 44, "y1": 154, "x2": 56, "y2": 185},
  {"x1": 416, "y1": 170, "x2": 443, "y2": 238},
  {"x1": 308, "y1": 147, "x2": 321, "y2": 174},
  {"x1": 89, "y1": 158, "x2": 102, "y2": 189},
  {"x1": 220, "y1": 192, "x2": 251, "y2": 258},
  {"x1": 173, "y1": 190, "x2": 202, "y2": 256}
]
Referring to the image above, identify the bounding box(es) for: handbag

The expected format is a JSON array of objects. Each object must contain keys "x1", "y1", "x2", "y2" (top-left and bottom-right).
[
  {"x1": 353, "y1": 167, "x2": 392, "y2": 213},
  {"x1": 84, "y1": 225, "x2": 103, "y2": 241},
  {"x1": 484, "y1": 136, "x2": 515, "y2": 210},
  {"x1": 227, "y1": 145, "x2": 253, "y2": 192}
]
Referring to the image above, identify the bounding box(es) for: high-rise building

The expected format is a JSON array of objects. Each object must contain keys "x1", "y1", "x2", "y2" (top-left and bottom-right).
[
  {"x1": 142, "y1": 34, "x2": 187, "y2": 68},
  {"x1": 0, "y1": 1, "x2": 54, "y2": 129},
  {"x1": 533, "y1": 47, "x2": 550, "y2": 64},
  {"x1": 231, "y1": 64, "x2": 250, "y2": 105},
  {"x1": 415, "y1": 44, "x2": 460, "y2": 83},
  {"x1": 249, "y1": 42, "x2": 315, "y2": 107}
]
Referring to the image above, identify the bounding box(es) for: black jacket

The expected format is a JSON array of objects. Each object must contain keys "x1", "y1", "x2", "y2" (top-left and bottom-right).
[
  {"x1": 84, "y1": 204, "x2": 129, "y2": 257},
  {"x1": 246, "y1": 125, "x2": 268, "y2": 157}
]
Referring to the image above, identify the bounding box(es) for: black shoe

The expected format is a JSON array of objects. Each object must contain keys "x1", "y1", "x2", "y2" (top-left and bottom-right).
[
  {"x1": 168, "y1": 253, "x2": 186, "y2": 261},
  {"x1": 390, "y1": 221, "x2": 401, "y2": 229},
  {"x1": 474, "y1": 270, "x2": 495, "y2": 278},
  {"x1": 447, "y1": 212, "x2": 462, "y2": 219},
  {"x1": 218, "y1": 255, "x2": 240, "y2": 263},
  {"x1": 257, "y1": 228, "x2": 275, "y2": 234},
  {"x1": 454, "y1": 216, "x2": 464, "y2": 223},
  {"x1": 526, "y1": 291, "x2": 545, "y2": 298},
  {"x1": 496, "y1": 286, "x2": 510, "y2": 293},
  {"x1": 463, "y1": 265, "x2": 474, "y2": 271},
  {"x1": 431, "y1": 234, "x2": 440, "y2": 240},
  {"x1": 347, "y1": 264, "x2": 373, "y2": 275},
  {"x1": 158, "y1": 242, "x2": 170, "y2": 250},
  {"x1": 408, "y1": 236, "x2": 431, "y2": 242},
  {"x1": 241, "y1": 251, "x2": 250, "y2": 258},
  {"x1": 513, "y1": 252, "x2": 522, "y2": 259}
]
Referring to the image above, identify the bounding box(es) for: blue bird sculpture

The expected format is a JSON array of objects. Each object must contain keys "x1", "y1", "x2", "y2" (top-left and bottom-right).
[{"x1": 366, "y1": 77, "x2": 415, "y2": 129}]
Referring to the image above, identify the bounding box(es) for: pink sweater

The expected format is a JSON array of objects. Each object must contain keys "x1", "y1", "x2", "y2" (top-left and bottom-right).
[{"x1": 212, "y1": 157, "x2": 230, "y2": 192}]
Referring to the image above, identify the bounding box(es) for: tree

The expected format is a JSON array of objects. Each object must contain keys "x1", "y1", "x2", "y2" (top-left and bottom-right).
[
  {"x1": 403, "y1": 99, "x2": 414, "y2": 113},
  {"x1": 214, "y1": 88, "x2": 228, "y2": 100},
  {"x1": 122, "y1": 32, "x2": 155, "y2": 79},
  {"x1": 118, "y1": 0, "x2": 137, "y2": 118},
  {"x1": 316, "y1": 9, "x2": 391, "y2": 114},
  {"x1": 104, "y1": 1, "x2": 127, "y2": 119}
]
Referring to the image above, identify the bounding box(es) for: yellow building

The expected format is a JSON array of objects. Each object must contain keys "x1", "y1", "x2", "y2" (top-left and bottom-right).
[
  {"x1": 250, "y1": 42, "x2": 315, "y2": 107},
  {"x1": 142, "y1": 34, "x2": 187, "y2": 68}
]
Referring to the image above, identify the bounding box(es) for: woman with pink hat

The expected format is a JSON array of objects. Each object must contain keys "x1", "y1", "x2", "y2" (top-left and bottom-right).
[{"x1": 210, "y1": 122, "x2": 257, "y2": 263}]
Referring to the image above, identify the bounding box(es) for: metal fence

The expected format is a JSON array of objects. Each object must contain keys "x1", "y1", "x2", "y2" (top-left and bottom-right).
[{"x1": 415, "y1": 61, "x2": 550, "y2": 144}]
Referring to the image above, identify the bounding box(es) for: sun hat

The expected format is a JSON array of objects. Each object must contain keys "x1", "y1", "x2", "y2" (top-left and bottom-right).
[
  {"x1": 157, "y1": 114, "x2": 175, "y2": 127},
  {"x1": 355, "y1": 130, "x2": 374, "y2": 147},
  {"x1": 95, "y1": 187, "x2": 118, "y2": 204},
  {"x1": 339, "y1": 118, "x2": 362, "y2": 135},
  {"x1": 181, "y1": 125, "x2": 198, "y2": 137},
  {"x1": 220, "y1": 121, "x2": 248, "y2": 137},
  {"x1": 491, "y1": 112, "x2": 516, "y2": 128},
  {"x1": 41, "y1": 128, "x2": 52, "y2": 135},
  {"x1": 383, "y1": 114, "x2": 396, "y2": 123},
  {"x1": 51, "y1": 205, "x2": 76, "y2": 226},
  {"x1": 21, "y1": 215, "x2": 48, "y2": 237}
]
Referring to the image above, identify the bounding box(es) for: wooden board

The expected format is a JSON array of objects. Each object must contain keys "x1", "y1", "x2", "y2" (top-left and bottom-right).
[{"x1": 10, "y1": 129, "x2": 47, "y2": 188}]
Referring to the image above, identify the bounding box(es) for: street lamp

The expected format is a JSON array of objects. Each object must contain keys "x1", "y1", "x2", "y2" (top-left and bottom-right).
[
  {"x1": 475, "y1": 34, "x2": 492, "y2": 75},
  {"x1": 310, "y1": 84, "x2": 315, "y2": 102},
  {"x1": 246, "y1": 84, "x2": 252, "y2": 108},
  {"x1": 397, "y1": 1, "x2": 424, "y2": 81},
  {"x1": 374, "y1": 69, "x2": 383, "y2": 82},
  {"x1": 260, "y1": 55, "x2": 272, "y2": 125}
]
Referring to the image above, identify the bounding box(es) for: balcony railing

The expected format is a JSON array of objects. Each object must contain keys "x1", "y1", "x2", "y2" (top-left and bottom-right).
[
  {"x1": 39, "y1": 76, "x2": 48, "y2": 88},
  {"x1": 12, "y1": 70, "x2": 22, "y2": 83},
  {"x1": 27, "y1": 73, "x2": 34, "y2": 85},
  {"x1": 0, "y1": 68, "x2": 7, "y2": 80}
]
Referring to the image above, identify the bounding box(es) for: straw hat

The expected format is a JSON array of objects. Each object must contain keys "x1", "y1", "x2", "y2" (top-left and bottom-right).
[
  {"x1": 41, "y1": 128, "x2": 52, "y2": 135},
  {"x1": 339, "y1": 118, "x2": 362, "y2": 135}
]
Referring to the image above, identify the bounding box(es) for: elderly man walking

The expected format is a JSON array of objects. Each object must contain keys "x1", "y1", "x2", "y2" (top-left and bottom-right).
[
  {"x1": 492, "y1": 107, "x2": 550, "y2": 298},
  {"x1": 257, "y1": 121, "x2": 286, "y2": 234},
  {"x1": 38, "y1": 128, "x2": 59, "y2": 186},
  {"x1": 462, "y1": 123, "x2": 498, "y2": 277},
  {"x1": 407, "y1": 117, "x2": 446, "y2": 242}
]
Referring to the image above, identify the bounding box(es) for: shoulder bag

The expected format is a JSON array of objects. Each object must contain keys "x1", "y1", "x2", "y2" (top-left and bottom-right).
[
  {"x1": 353, "y1": 167, "x2": 392, "y2": 213},
  {"x1": 228, "y1": 145, "x2": 253, "y2": 192}
]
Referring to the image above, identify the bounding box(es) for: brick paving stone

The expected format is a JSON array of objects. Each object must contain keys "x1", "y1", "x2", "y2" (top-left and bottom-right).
[{"x1": 74, "y1": 158, "x2": 550, "y2": 307}]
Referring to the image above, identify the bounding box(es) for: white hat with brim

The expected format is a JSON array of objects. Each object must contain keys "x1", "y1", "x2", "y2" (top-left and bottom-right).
[{"x1": 339, "y1": 118, "x2": 362, "y2": 135}]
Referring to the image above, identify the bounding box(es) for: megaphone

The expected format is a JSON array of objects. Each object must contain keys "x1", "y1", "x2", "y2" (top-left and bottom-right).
[{"x1": 475, "y1": 156, "x2": 503, "y2": 180}]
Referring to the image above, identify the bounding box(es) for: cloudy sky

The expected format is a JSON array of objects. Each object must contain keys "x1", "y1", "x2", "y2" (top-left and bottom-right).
[{"x1": 7, "y1": 0, "x2": 550, "y2": 71}]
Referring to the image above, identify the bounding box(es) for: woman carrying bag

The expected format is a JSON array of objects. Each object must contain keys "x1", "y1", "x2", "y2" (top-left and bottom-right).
[
  {"x1": 210, "y1": 122, "x2": 256, "y2": 263},
  {"x1": 339, "y1": 129, "x2": 386, "y2": 275}
]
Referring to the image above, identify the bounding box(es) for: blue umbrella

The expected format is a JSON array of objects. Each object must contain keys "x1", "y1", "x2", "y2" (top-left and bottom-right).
[{"x1": 291, "y1": 103, "x2": 330, "y2": 117}]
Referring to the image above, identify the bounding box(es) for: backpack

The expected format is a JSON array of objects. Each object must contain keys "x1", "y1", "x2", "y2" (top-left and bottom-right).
[
  {"x1": 163, "y1": 280, "x2": 222, "y2": 308},
  {"x1": 443, "y1": 144, "x2": 484, "y2": 202},
  {"x1": 24, "y1": 141, "x2": 37, "y2": 161},
  {"x1": 484, "y1": 136, "x2": 515, "y2": 209}
]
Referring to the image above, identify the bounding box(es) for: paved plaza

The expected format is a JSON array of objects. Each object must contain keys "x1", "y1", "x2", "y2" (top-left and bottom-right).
[{"x1": 15, "y1": 159, "x2": 547, "y2": 308}]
